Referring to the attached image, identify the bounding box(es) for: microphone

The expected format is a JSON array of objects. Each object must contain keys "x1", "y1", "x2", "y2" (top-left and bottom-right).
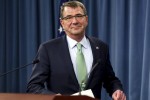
[
  {"x1": 0, "y1": 59, "x2": 39, "y2": 77},
  {"x1": 79, "y1": 59, "x2": 101, "y2": 95}
]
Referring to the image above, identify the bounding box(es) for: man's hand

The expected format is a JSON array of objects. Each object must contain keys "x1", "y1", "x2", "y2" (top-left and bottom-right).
[
  {"x1": 56, "y1": 93, "x2": 61, "y2": 95},
  {"x1": 112, "y1": 90, "x2": 126, "y2": 100}
]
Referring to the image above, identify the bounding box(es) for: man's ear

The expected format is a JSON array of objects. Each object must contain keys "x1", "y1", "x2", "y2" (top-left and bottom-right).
[
  {"x1": 85, "y1": 16, "x2": 88, "y2": 26},
  {"x1": 60, "y1": 19, "x2": 63, "y2": 26},
  {"x1": 86, "y1": 16, "x2": 88, "y2": 23}
]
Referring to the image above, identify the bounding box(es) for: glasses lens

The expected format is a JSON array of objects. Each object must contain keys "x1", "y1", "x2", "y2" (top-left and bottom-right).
[
  {"x1": 62, "y1": 14, "x2": 85, "y2": 21},
  {"x1": 75, "y1": 15, "x2": 85, "y2": 20}
]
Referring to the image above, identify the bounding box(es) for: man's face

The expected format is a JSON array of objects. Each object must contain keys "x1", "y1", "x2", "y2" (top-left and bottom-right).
[{"x1": 60, "y1": 6, "x2": 88, "y2": 37}]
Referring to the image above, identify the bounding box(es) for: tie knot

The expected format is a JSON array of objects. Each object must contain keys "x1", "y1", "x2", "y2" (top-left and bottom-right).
[{"x1": 77, "y1": 43, "x2": 82, "y2": 50}]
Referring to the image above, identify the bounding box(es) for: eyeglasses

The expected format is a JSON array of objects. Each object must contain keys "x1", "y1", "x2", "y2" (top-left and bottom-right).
[{"x1": 61, "y1": 14, "x2": 86, "y2": 21}]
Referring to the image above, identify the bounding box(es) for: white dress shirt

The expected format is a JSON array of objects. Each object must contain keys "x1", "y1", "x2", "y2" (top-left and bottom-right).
[{"x1": 66, "y1": 35, "x2": 93, "y2": 78}]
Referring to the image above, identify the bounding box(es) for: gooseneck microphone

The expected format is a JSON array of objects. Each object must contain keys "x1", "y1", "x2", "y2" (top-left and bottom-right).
[
  {"x1": 0, "y1": 59, "x2": 39, "y2": 77},
  {"x1": 79, "y1": 59, "x2": 101, "y2": 95}
]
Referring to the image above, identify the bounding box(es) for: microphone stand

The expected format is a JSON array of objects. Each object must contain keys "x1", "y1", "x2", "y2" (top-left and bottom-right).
[
  {"x1": 0, "y1": 59, "x2": 39, "y2": 77},
  {"x1": 78, "y1": 59, "x2": 101, "y2": 95}
]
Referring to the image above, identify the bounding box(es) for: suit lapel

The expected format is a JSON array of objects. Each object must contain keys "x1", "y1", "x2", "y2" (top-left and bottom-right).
[
  {"x1": 61, "y1": 36, "x2": 80, "y2": 89},
  {"x1": 85, "y1": 37, "x2": 100, "y2": 88}
]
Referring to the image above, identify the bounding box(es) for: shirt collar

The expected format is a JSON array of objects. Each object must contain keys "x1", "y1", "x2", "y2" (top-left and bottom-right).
[{"x1": 66, "y1": 35, "x2": 88, "y2": 49}]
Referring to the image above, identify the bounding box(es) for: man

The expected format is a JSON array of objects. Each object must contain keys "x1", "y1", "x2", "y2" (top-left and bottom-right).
[{"x1": 27, "y1": 1, "x2": 126, "y2": 100}]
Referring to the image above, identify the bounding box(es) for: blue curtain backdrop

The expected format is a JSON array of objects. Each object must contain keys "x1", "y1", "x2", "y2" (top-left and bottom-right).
[{"x1": 0, "y1": 0, "x2": 150, "y2": 100}]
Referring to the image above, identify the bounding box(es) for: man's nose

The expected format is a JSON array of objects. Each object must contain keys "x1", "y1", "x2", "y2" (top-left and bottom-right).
[{"x1": 72, "y1": 17, "x2": 78, "y2": 23}]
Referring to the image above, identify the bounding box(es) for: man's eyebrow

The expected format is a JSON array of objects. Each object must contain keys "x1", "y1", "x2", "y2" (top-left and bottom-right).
[
  {"x1": 64, "y1": 15, "x2": 72, "y2": 17},
  {"x1": 65, "y1": 14, "x2": 83, "y2": 17}
]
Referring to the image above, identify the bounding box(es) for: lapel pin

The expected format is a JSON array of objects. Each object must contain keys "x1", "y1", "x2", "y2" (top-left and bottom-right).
[{"x1": 96, "y1": 46, "x2": 99, "y2": 49}]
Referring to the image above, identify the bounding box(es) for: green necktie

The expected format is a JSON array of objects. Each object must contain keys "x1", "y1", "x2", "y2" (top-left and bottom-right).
[{"x1": 76, "y1": 43, "x2": 87, "y2": 90}]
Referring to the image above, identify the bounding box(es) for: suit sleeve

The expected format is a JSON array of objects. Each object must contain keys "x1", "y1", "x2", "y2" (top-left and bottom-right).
[
  {"x1": 103, "y1": 46, "x2": 123, "y2": 97},
  {"x1": 26, "y1": 44, "x2": 54, "y2": 94}
]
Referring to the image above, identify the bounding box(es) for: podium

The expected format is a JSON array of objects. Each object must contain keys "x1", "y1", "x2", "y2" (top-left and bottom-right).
[{"x1": 0, "y1": 93, "x2": 98, "y2": 100}]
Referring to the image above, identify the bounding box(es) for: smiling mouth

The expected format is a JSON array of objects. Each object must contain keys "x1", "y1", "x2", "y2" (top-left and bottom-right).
[
  {"x1": 71, "y1": 27, "x2": 81, "y2": 30},
  {"x1": 71, "y1": 26, "x2": 81, "y2": 29},
  {"x1": 72, "y1": 27, "x2": 79, "y2": 28}
]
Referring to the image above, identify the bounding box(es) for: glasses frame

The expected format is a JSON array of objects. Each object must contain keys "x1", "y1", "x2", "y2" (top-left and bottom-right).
[{"x1": 61, "y1": 14, "x2": 86, "y2": 21}]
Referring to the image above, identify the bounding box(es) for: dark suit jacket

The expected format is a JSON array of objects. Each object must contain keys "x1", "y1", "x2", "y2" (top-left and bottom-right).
[{"x1": 27, "y1": 35, "x2": 123, "y2": 99}]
